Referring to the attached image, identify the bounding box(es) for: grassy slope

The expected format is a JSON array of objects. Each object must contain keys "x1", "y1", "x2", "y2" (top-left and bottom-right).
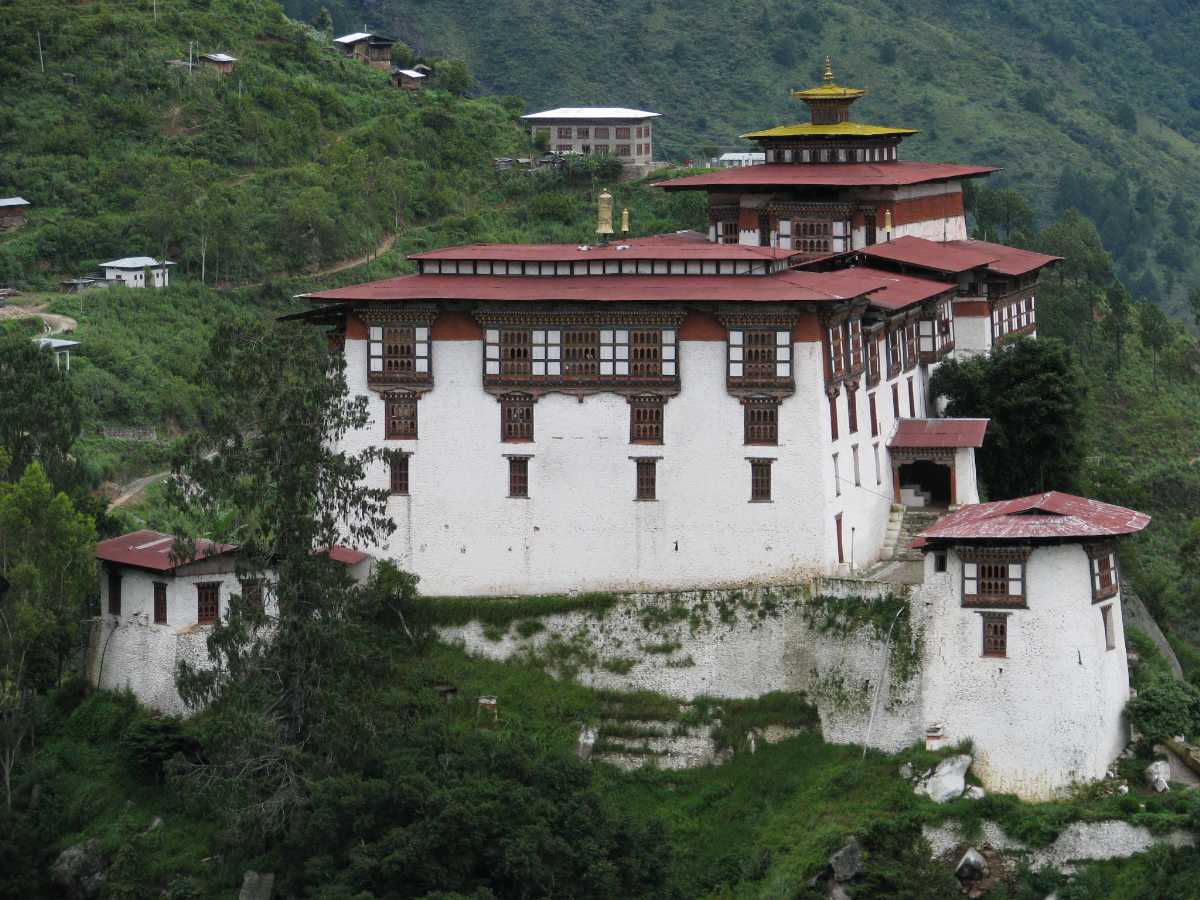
[{"x1": 293, "y1": 0, "x2": 1200, "y2": 308}]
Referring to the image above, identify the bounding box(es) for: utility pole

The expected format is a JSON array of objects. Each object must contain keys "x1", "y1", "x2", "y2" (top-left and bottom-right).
[
  {"x1": 153, "y1": 0, "x2": 158, "y2": 23},
  {"x1": 188, "y1": 40, "x2": 193, "y2": 78},
  {"x1": 36, "y1": 30, "x2": 44, "y2": 73}
]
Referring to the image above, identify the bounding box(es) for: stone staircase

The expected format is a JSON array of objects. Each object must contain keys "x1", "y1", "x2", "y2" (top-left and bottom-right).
[{"x1": 881, "y1": 505, "x2": 943, "y2": 561}]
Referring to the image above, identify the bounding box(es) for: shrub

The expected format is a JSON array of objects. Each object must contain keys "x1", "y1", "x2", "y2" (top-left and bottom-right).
[
  {"x1": 1126, "y1": 676, "x2": 1200, "y2": 744},
  {"x1": 119, "y1": 717, "x2": 197, "y2": 784}
]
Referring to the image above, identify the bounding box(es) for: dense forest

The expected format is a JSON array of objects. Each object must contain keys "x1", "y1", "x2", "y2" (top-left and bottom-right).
[
  {"x1": 4, "y1": 1, "x2": 1200, "y2": 897},
  {"x1": 290, "y1": 0, "x2": 1200, "y2": 314}
]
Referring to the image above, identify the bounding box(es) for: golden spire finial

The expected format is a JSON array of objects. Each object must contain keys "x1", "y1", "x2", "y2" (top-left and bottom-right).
[
  {"x1": 596, "y1": 189, "x2": 614, "y2": 240},
  {"x1": 823, "y1": 56, "x2": 834, "y2": 85}
]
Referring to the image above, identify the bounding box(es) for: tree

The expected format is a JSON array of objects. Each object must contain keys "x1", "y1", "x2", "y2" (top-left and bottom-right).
[
  {"x1": 0, "y1": 334, "x2": 81, "y2": 483},
  {"x1": 432, "y1": 58, "x2": 473, "y2": 96},
  {"x1": 973, "y1": 188, "x2": 1035, "y2": 244},
  {"x1": 1138, "y1": 302, "x2": 1173, "y2": 385},
  {"x1": 1126, "y1": 676, "x2": 1200, "y2": 744},
  {"x1": 1189, "y1": 286, "x2": 1200, "y2": 332},
  {"x1": 1102, "y1": 280, "x2": 1134, "y2": 372},
  {"x1": 310, "y1": 7, "x2": 333, "y2": 34},
  {"x1": 1037, "y1": 208, "x2": 1112, "y2": 288},
  {"x1": 0, "y1": 460, "x2": 96, "y2": 808},
  {"x1": 930, "y1": 338, "x2": 1088, "y2": 498},
  {"x1": 169, "y1": 321, "x2": 398, "y2": 834}
]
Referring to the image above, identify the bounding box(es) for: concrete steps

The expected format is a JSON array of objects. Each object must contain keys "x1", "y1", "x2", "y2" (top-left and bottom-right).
[{"x1": 882, "y1": 505, "x2": 943, "y2": 562}]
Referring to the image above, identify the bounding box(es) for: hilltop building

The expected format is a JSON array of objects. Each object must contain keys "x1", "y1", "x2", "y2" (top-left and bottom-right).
[
  {"x1": 521, "y1": 107, "x2": 660, "y2": 175},
  {"x1": 198, "y1": 52, "x2": 237, "y2": 74},
  {"x1": 714, "y1": 151, "x2": 766, "y2": 168},
  {"x1": 35, "y1": 336, "x2": 80, "y2": 370},
  {"x1": 0, "y1": 197, "x2": 30, "y2": 231},
  {"x1": 334, "y1": 32, "x2": 395, "y2": 70},
  {"x1": 100, "y1": 256, "x2": 174, "y2": 289},
  {"x1": 275, "y1": 59, "x2": 1142, "y2": 799},
  {"x1": 392, "y1": 63, "x2": 430, "y2": 90}
]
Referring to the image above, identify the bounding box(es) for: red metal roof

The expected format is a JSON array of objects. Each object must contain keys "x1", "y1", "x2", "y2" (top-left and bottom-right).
[
  {"x1": 411, "y1": 231, "x2": 797, "y2": 263},
  {"x1": 656, "y1": 162, "x2": 997, "y2": 191},
  {"x1": 915, "y1": 492, "x2": 1151, "y2": 545},
  {"x1": 942, "y1": 239, "x2": 1062, "y2": 277},
  {"x1": 889, "y1": 418, "x2": 989, "y2": 449},
  {"x1": 325, "y1": 546, "x2": 370, "y2": 565},
  {"x1": 305, "y1": 270, "x2": 878, "y2": 305},
  {"x1": 860, "y1": 236, "x2": 999, "y2": 273},
  {"x1": 840, "y1": 267, "x2": 956, "y2": 310},
  {"x1": 95, "y1": 530, "x2": 235, "y2": 572}
]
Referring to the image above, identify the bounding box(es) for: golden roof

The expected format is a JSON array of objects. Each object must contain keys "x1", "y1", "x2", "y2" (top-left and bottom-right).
[
  {"x1": 791, "y1": 57, "x2": 865, "y2": 102},
  {"x1": 742, "y1": 122, "x2": 918, "y2": 139}
]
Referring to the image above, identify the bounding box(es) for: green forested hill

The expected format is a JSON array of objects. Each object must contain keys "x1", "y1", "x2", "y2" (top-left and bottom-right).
[{"x1": 288, "y1": 0, "x2": 1200, "y2": 311}]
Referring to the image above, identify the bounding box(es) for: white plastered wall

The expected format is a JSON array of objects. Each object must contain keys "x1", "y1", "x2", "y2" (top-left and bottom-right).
[
  {"x1": 341, "y1": 333, "x2": 886, "y2": 595},
  {"x1": 916, "y1": 544, "x2": 1130, "y2": 800}
]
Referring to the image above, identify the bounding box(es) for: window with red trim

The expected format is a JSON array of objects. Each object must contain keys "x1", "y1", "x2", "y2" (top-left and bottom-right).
[{"x1": 197, "y1": 583, "x2": 220, "y2": 625}]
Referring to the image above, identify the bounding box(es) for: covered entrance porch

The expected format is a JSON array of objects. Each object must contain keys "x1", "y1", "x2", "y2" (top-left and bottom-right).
[{"x1": 887, "y1": 418, "x2": 989, "y2": 510}]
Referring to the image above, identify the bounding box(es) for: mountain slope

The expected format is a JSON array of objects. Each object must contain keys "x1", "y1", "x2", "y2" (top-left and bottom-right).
[{"x1": 290, "y1": 0, "x2": 1200, "y2": 310}]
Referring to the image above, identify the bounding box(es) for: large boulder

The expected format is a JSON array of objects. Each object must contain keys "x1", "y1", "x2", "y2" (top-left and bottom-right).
[
  {"x1": 1146, "y1": 760, "x2": 1171, "y2": 793},
  {"x1": 239, "y1": 871, "x2": 275, "y2": 900},
  {"x1": 925, "y1": 754, "x2": 972, "y2": 803},
  {"x1": 51, "y1": 839, "x2": 106, "y2": 900},
  {"x1": 830, "y1": 835, "x2": 864, "y2": 882},
  {"x1": 955, "y1": 847, "x2": 989, "y2": 881}
]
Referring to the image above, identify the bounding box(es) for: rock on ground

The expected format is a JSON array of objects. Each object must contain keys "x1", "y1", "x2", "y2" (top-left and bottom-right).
[
  {"x1": 1145, "y1": 760, "x2": 1171, "y2": 793},
  {"x1": 239, "y1": 871, "x2": 275, "y2": 900},
  {"x1": 925, "y1": 754, "x2": 972, "y2": 803},
  {"x1": 955, "y1": 847, "x2": 989, "y2": 881},
  {"x1": 51, "y1": 839, "x2": 106, "y2": 900},
  {"x1": 830, "y1": 836, "x2": 864, "y2": 882}
]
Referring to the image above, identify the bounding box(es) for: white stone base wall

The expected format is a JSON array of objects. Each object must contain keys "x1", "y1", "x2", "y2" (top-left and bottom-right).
[{"x1": 86, "y1": 618, "x2": 214, "y2": 717}]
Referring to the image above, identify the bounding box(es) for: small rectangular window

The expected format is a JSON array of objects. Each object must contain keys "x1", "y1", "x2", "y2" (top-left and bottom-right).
[
  {"x1": 197, "y1": 582, "x2": 220, "y2": 625},
  {"x1": 852, "y1": 444, "x2": 861, "y2": 486},
  {"x1": 1102, "y1": 605, "x2": 1115, "y2": 651},
  {"x1": 982, "y1": 613, "x2": 1007, "y2": 657},
  {"x1": 368, "y1": 324, "x2": 430, "y2": 380},
  {"x1": 749, "y1": 459, "x2": 773, "y2": 502},
  {"x1": 501, "y1": 395, "x2": 534, "y2": 442},
  {"x1": 389, "y1": 454, "x2": 409, "y2": 495},
  {"x1": 240, "y1": 580, "x2": 265, "y2": 612},
  {"x1": 629, "y1": 395, "x2": 665, "y2": 443},
  {"x1": 1090, "y1": 550, "x2": 1119, "y2": 603},
  {"x1": 744, "y1": 397, "x2": 779, "y2": 444},
  {"x1": 847, "y1": 390, "x2": 858, "y2": 434},
  {"x1": 153, "y1": 582, "x2": 167, "y2": 624},
  {"x1": 384, "y1": 393, "x2": 418, "y2": 439},
  {"x1": 835, "y1": 513, "x2": 845, "y2": 564},
  {"x1": 934, "y1": 552, "x2": 948, "y2": 573},
  {"x1": 829, "y1": 394, "x2": 839, "y2": 441},
  {"x1": 108, "y1": 571, "x2": 122, "y2": 616},
  {"x1": 508, "y1": 456, "x2": 529, "y2": 498},
  {"x1": 907, "y1": 377, "x2": 916, "y2": 418},
  {"x1": 615, "y1": 126, "x2": 631, "y2": 139},
  {"x1": 869, "y1": 393, "x2": 878, "y2": 437},
  {"x1": 962, "y1": 556, "x2": 1026, "y2": 606},
  {"x1": 635, "y1": 458, "x2": 657, "y2": 500},
  {"x1": 891, "y1": 383, "x2": 900, "y2": 418}
]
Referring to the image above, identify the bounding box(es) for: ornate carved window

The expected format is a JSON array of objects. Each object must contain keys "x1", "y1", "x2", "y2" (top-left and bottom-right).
[
  {"x1": 153, "y1": 582, "x2": 167, "y2": 624},
  {"x1": 629, "y1": 395, "x2": 665, "y2": 444},
  {"x1": 960, "y1": 547, "x2": 1030, "y2": 608},
  {"x1": 389, "y1": 453, "x2": 409, "y2": 495},
  {"x1": 483, "y1": 322, "x2": 677, "y2": 386},
  {"x1": 1087, "y1": 545, "x2": 1119, "y2": 603},
  {"x1": 507, "y1": 456, "x2": 530, "y2": 498},
  {"x1": 865, "y1": 331, "x2": 881, "y2": 386},
  {"x1": 500, "y1": 394, "x2": 535, "y2": 442},
  {"x1": 634, "y1": 457, "x2": 658, "y2": 500},
  {"x1": 368, "y1": 323, "x2": 430, "y2": 385},
  {"x1": 885, "y1": 328, "x2": 902, "y2": 379},
  {"x1": 384, "y1": 392, "x2": 418, "y2": 439},
  {"x1": 981, "y1": 612, "x2": 1008, "y2": 657},
  {"x1": 847, "y1": 319, "x2": 863, "y2": 374},
  {"x1": 827, "y1": 325, "x2": 846, "y2": 379},
  {"x1": 743, "y1": 396, "x2": 779, "y2": 445},
  {"x1": 903, "y1": 321, "x2": 919, "y2": 371},
  {"x1": 728, "y1": 328, "x2": 792, "y2": 389},
  {"x1": 197, "y1": 582, "x2": 220, "y2": 625},
  {"x1": 749, "y1": 458, "x2": 773, "y2": 502}
]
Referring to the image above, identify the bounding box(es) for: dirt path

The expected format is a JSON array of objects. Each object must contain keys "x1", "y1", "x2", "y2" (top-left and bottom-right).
[
  {"x1": 107, "y1": 470, "x2": 171, "y2": 512},
  {"x1": 228, "y1": 232, "x2": 397, "y2": 289},
  {"x1": 0, "y1": 303, "x2": 78, "y2": 334}
]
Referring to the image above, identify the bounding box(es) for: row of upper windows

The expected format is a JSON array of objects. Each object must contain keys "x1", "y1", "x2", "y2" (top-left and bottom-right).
[
  {"x1": 955, "y1": 548, "x2": 1118, "y2": 608},
  {"x1": 418, "y1": 258, "x2": 775, "y2": 275},
  {"x1": 552, "y1": 125, "x2": 649, "y2": 140},
  {"x1": 553, "y1": 144, "x2": 648, "y2": 156},
  {"x1": 826, "y1": 302, "x2": 956, "y2": 387},
  {"x1": 974, "y1": 603, "x2": 1118, "y2": 658},
  {"x1": 765, "y1": 145, "x2": 897, "y2": 164},
  {"x1": 991, "y1": 295, "x2": 1036, "y2": 341},
  {"x1": 105, "y1": 572, "x2": 264, "y2": 625},
  {"x1": 387, "y1": 453, "x2": 773, "y2": 503}
]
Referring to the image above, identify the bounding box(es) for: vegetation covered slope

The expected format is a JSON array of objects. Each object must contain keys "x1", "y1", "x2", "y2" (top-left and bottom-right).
[{"x1": 293, "y1": 0, "x2": 1200, "y2": 311}]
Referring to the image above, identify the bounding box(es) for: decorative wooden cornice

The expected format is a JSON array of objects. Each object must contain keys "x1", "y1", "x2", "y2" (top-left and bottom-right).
[
  {"x1": 373, "y1": 381, "x2": 432, "y2": 396},
  {"x1": 891, "y1": 447, "x2": 955, "y2": 463},
  {"x1": 766, "y1": 201, "x2": 854, "y2": 217},
  {"x1": 957, "y1": 546, "x2": 1032, "y2": 563},
  {"x1": 360, "y1": 306, "x2": 437, "y2": 325},
  {"x1": 717, "y1": 312, "x2": 799, "y2": 329}
]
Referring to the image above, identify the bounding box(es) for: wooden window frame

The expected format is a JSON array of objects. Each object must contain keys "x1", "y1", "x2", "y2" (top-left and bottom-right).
[
  {"x1": 240, "y1": 579, "x2": 265, "y2": 613},
  {"x1": 628, "y1": 395, "x2": 666, "y2": 444},
  {"x1": 865, "y1": 333, "x2": 881, "y2": 386},
  {"x1": 108, "y1": 570, "x2": 122, "y2": 616},
  {"x1": 827, "y1": 325, "x2": 846, "y2": 380},
  {"x1": 828, "y1": 394, "x2": 839, "y2": 441},
  {"x1": 743, "y1": 396, "x2": 780, "y2": 445},
  {"x1": 868, "y1": 393, "x2": 878, "y2": 437},
  {"x1": 906, "y1": 377, "x2": 916, "y2": 418},
  {"x1": 389, "y1": 452, "x2": 410, "y2": 495},
  {"x1": 891, "y1": 383, "x2": 900, "y2": 419},
  {"x1": 847, "y1": 389, "x2": 859, "y2": 434},
  {"x1": 835, "y1": 513, "x2": 845, "y2": 564},
  {"x1": 633, "y1": 456, "x2": 659, "y2": 501},
  {"x1": 885, "y1": 328, "x2": 902, "y2": 379},
  {"x1": 748, "y1": 457, "x2": 774, "y2": 502},
  {"x1": 384, "y1": 392, "x2": 419, "y2": 440},
  {"x1": 506, "y1": 455, "x2": 530, "y2": 498},
  {"x1": 960, "y1": 547, "x2": 1030, "y2": 608},
  {"x1": 197, "y1": 582, "x2": 220, "y2": 625},
  {"x1": 851, "y1": 443, "x2": 861, "y2": 487},
  {"x1": 1101, "y1": 604, "x2": 1116, "y2": 651},
  {"x1": 368, "y1": 324, "x2": 430, "y2": 384},
  {"x1": 981, "y1": 612, "x2": 1008, "y2": 658},
  {"x1": 153, "y1": 582, "x2": 167, "y2": 625},
  {"x1": 903, "y1": 321, "x2": 919, "y2": 371},
  {"x1": 484, "y1": 326, "x2": 676, "y2": 382},
  {"x1": 1087, "y1": 545, "x2": 1119, "y2": 603},
  {"x1": 847, "y1": 319, "x2": 863, "y2": 374},
  {"x1": 729, "y1": 328, "x2": 792, "y2": 383},
  {"x1": 500, "y1": 394, "x2": 535, "y2": 442}
]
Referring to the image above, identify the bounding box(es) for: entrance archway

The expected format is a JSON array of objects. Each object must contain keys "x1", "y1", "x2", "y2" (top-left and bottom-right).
[{"x1": 897, "y1": 459, "x2": 951, "y2": 508}]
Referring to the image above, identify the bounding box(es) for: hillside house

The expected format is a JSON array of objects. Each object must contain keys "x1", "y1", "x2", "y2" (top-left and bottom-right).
[
  {"x1": 335, "y1": 32, "x2": 395, "y2": 70},
  {"x1": 0, "y1": 197, "x2": 30, "y2": 231},
  {"x1": 35, "y1": 336, "x2": 79, "y2": 371},
  {"x1": 714, "y1": 151, "x2": 766, "y2": 168},
  {"x1": 392, "y1": 64, "x2": 430, "y2": 90},
  {"x1": 88, "y1": 530, "x2": 371, "y2": 714},
  {"x1": 521, "y1": 107, "x2": 661, "y2": 176},
  {"x1": 198, "y1": 52, "x2": 237, "y2": 74},
  {"x1": 99, "y1": 256, "x2": 175, "y2": 289}
]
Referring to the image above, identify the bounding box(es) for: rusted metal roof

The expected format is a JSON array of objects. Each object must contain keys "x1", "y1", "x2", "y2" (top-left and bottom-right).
[
  {"x1": 942, "y1": 239, "x2": 1062, "y2": 277},
  {"x1": 95, "y1": 530, "x2": 234, "y2": 572},
  {"x1": 889, "y1": 418, "x2": 989, "y2": 449},
  {"x1": 303, "y1": 269, "x2": 880, "y2": 305},
  {"x1": 915, "y1": 492, "x2": 1151, "y2": 545},
  {"x1": 656, "y1": 162, "x2": 997, "y2": 191},
  {"x1": 860, "y1": 236, "x2": 998, "y2": 273},
  {"x1": 843, "y1": 267, "x2": 956, "y2": 310},
  {"x1": 410, "y1": 231, "x2": 797, "y2": 263}
]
